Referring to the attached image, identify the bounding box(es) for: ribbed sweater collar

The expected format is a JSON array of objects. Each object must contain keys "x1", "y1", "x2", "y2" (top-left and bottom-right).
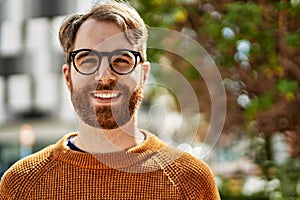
[{"x1": 52, "y1": 130, "x2": 168, "y2": 172}]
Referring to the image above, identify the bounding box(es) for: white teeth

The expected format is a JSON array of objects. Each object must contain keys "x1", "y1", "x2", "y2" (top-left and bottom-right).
[{"x1": 94, "y1": 92, "x2": 119, "y2": 99}]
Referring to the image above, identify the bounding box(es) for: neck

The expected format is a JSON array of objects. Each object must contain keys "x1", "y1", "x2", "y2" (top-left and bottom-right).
[{"x1": 73, "y1": 117, "x2": 145, "y2": 153}]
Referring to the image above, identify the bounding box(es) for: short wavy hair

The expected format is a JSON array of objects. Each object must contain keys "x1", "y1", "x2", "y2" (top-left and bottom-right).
[{"x1": 59, "y1": 1, "x2": 148, "y2": 64}]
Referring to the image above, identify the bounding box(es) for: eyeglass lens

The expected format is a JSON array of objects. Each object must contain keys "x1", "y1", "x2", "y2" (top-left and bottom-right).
[{"x1": 73, "y1": 50, "x2": 137, "y2": 75}]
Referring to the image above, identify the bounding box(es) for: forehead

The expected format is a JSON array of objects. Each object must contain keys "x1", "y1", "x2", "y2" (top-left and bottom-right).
[{"x1": 73, "y1": 18, "x2": 132, "y2": 51}]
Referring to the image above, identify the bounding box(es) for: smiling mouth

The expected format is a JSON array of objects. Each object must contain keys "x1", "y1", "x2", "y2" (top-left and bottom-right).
[{"x1": 91, "y1": 91, "x2": 121, "y2": 103}]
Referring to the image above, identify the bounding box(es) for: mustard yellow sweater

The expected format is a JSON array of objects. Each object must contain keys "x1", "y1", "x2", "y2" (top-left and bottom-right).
[{"x1": 0, "y1": 131, "x2": 220, "y2": 199}]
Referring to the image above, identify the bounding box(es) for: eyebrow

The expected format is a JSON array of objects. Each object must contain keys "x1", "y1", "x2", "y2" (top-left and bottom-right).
[
  {"x1": 75, "y1": 51, "x2": 93, "y2": 60},
  {"x1": 118, "y1": 52, "x2": 132, "y2": 58}
]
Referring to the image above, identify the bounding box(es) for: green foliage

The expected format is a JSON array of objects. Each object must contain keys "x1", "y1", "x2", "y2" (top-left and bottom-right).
[
  {"x1": 132, "y1": 0, "x2": 300, "y2": 198},
  {"x1": 205, "y1": 22, "x2": 222, "y2": 40},
  {"x1": 278, "y1": 158, "x2": 300, "y2": 198},
  {"x1": 285, "y1": 29, "x2": 300, "y2": 47},
  {"x1": 184, "y1": 67, "x2": 200, "y2": 80},
  {"x1": 199, "y1": 1, "x2": 279, "y2": 69},
  {"x1": 132, "y1": 0, "x2": 189, "y2": 27},
  {"x1": 245, "y1": 93, "x2": 274, "y2": 122},
  {"x1": 290, "y1": 1, "x2": 300, "y2": 16},
  {"x1": 276, "y1": 79, "x2": 299, "y2": 94},
  {"x1": 224, "y1": 2, "x2": 263, "y2": 37}
]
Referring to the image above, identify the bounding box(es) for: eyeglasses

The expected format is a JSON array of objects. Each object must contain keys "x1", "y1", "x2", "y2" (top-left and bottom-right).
[{"x1": 69, "y1": 49, "x2": 143, "y2": 75}]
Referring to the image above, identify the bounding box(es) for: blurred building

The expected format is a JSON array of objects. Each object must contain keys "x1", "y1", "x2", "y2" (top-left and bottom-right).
[{"x1": 0, "y1": 0, "x2": 95, "y2": 177}]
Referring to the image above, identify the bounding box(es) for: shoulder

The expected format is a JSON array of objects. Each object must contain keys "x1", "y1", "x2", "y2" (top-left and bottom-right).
[
  {"x1": 158, "y1": 145, "x2": 215, "y2": 179},
  {"x1": 178, "y1": 153, "x2": 220, "y2": 199},
  {"x1": 1, "y1": 144, "x2": 55, "y2": 180},
  {"x1": 177, "y1": 152, "x2": 214, "y2": 177},
  {"x1": 145, "y1": 133, "x2": 215, "y2": 178},
  {"x1": 155, "y1": 144, "x2": 220, "y2": 199},
  {"x1": 0, "y1": 144, "x2": 55, "y2": 198}
]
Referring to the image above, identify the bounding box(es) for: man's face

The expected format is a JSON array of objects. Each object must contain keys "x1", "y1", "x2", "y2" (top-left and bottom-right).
[{"x1": 63, "y1": 19, "x2": 148, "y2": 129}]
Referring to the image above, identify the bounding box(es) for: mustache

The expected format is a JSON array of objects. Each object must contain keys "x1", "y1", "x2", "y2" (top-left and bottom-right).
[
  {"x1": 85, "y1": 80, "x2": 129, "y2": 92},
  {"x1": 95, "y1": 80, "x2": 117, "y2": 90}
]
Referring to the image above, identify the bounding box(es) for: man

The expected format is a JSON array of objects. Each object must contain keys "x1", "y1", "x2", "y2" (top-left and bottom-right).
[{"x1": 0, "y1": 1, "x2": 220, "y2": 199}]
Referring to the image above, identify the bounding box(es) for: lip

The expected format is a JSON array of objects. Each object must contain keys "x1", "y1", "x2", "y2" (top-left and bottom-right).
[{"x1": 90, "y1": 90, "x2": 122, "y2": 104}]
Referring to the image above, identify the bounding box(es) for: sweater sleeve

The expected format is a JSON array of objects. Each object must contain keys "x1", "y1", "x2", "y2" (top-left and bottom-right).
[
  {"x1": 177, "y1": 153, "x2": 221, "y2": 200},
  {"x1": 0, "y1": 176, "x2": 12, "y2": 200},
  {"x1": 0, "y1": 167, "x2": 22, "y2": 200},
  {"x1": 156, "y1": 148, "x2": 221, "y2": 200},
  {"x1": 0, "y1": 145, "x2": 55, "y2": 200}
]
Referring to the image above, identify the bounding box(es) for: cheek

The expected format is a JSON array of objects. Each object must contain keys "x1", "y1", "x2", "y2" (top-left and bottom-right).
[
  {"x1": 71, "y1": 74, "x2": 94, "y2": 90},
  {"x1": 118, "y1": 72, "x2": 141, "y2": 90},
  {"x1": 128, "y1": 69, "x2": 143, "y2": 85}
]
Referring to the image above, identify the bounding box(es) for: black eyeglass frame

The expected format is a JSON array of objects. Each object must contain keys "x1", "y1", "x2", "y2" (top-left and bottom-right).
[{"x1": 69, "y1": 48, "x2": 144, "y2": 76}]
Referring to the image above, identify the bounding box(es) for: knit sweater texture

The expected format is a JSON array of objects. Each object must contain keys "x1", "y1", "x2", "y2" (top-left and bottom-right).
[{"x1": 0, "y1": 131, "x2": 220, "y2": 199}]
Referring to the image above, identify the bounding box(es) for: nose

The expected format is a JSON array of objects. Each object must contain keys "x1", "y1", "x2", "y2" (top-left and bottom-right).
[{"x1": 94, "y1": 57, "x2": 117, "y2": 83}]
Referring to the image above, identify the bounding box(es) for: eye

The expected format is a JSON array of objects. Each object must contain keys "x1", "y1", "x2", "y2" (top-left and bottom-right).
[
  {"x1": 111, "y1": 52, "x2": 134, "y2": 65},
  {"x1": 81, "y1": 57, "x2": 98, "y2": 64},
  {"x1": 75, "y1": 51, "x2": 99, "y2": 68},
  {"x1": 113, "y1": 57, "x2": 130, "y2": 64}
]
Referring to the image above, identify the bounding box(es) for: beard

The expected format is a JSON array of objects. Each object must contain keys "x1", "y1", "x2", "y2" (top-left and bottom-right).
[{"x1": 71, "y1": 80, "x2": 143, "y2": 129}]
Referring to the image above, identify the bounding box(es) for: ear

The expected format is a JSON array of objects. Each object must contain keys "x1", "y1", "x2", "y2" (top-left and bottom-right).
[
  {"x1": 141, "y1": 61, "x2": 150, "y2": 83},
  {"x1": 62, "y1": 64, "x2": 72, "y2": 91}
]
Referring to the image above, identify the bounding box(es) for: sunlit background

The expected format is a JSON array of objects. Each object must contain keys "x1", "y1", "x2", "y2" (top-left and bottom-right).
[{"x1": 1, "y1": 0, "x2": 300, "y2": 199}]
